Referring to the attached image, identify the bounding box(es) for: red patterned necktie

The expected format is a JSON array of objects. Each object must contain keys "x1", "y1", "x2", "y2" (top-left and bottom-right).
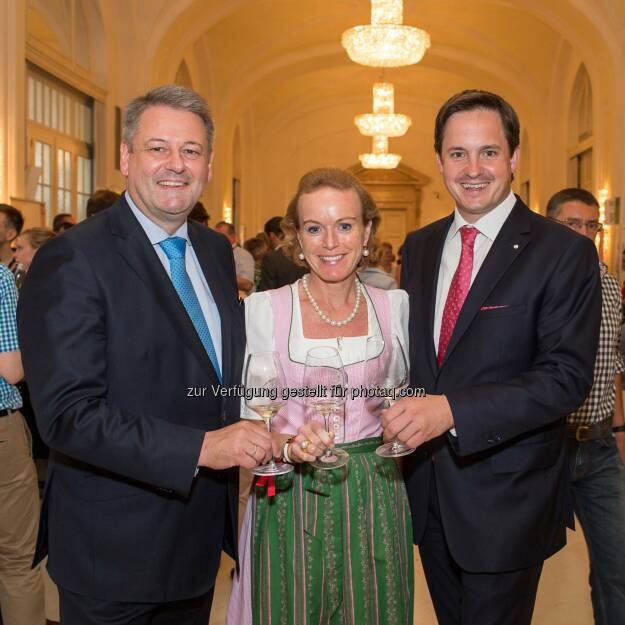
[{"x1": 437, "y1": 226, "x2": 479, "y2": 366}]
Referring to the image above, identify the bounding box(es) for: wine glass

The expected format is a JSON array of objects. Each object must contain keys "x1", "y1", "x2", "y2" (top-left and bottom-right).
[
  {"x1": 365, "y1": 334, "x2": 414, "y2": 458},
  {"x1": 244, "y1": 351, "x2": 294, "y2": 476},
  {"x1": 303, "y1": 346, "x2": 349, "y2": 470}
]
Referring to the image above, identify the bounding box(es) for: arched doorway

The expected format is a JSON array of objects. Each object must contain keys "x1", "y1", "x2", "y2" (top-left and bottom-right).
[{"x1": 349, "y1": 163, "x2": 430, "y2": 251}]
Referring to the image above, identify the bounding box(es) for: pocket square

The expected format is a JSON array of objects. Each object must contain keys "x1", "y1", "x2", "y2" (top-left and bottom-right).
[{"x1": 480, "y1": 304, "x2": 510, "y2": 311}]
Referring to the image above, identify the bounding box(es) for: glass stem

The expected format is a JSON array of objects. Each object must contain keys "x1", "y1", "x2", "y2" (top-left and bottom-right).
[
  {"x1": 323, "y1": 411, "x2": 332, "y2": 458},
  {"x1": 266, "y1": 417, "x2": 276, "y2": 468}
]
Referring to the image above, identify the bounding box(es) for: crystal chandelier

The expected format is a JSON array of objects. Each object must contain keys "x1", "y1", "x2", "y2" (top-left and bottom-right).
[
  {"x1": 354, "y1": 82, "x2": 411, "y2": 137},
  {"x1": 342, "y1": 0, "x2": 431, "y2": 67},
  {"x1": 359, "y1": 135, "x2": 401, "y2": 169}
]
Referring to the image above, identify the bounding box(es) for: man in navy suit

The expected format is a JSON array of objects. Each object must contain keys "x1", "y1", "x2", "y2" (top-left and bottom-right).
[
  {"x1": 383, "y1": 90, "x2": 601, "y2": 625},
  {"x1": 18, "y1": 85, "x2": 272, "y2": 625}
]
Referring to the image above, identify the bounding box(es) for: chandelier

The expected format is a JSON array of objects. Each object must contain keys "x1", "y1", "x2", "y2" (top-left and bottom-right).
[
  {"x1": 354, "y1": 82, "x2": 411, "y2": 137},
  {"x1": 359, "y1": 135, "x2": 401, "y2": 169},
  {"x1": 342, "y1": 0, "x2": 431, "y2": 67}
]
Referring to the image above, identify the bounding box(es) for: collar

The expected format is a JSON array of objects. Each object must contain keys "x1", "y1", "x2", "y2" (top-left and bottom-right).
[
  {"x1": 449, "y1": 191, "x2": 516, "y2": 241},
  {"x1": 125, "y1": 191, "x2": 189, "y2": 245}
]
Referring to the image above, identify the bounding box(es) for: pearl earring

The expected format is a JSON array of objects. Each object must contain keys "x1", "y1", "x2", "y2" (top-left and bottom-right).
[
  {"x1": 362, "y1": 246, "x2": 369, "y2": 257},
  {"x1": 298, "y1": 252, "x2": 305, "y2": 261}
]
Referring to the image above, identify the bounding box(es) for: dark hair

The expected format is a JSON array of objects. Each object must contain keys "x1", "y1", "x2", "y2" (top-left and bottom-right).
[
  {"x1": 215, "y1": 221, "x2": 235, "y2": 236},
  {"x1": 264, "y1": 216, "x2": 284, "y2": 239},
  {"x1": 188, "y1": 201, "x2": 209, "y2": 226},
  {"x1": 546, "y1": 188, "x2": 599, "y2": 218},
  {"x1": 244, "y1": 236, "x2": 269, "y2": 261},
  {"x1": 281, "y1": 167, "x2": 380, "y2": 266},
  {"x1": 434, "y1": 90, "x2": 520, "y2": 156},
  {"x1": 52, "y1": 213, "x2": 74, "y2": 233},
  {"x1": 123, "y1": 85, "x2": 214, "y2": 150},
  {"x1": 0, "y1": 204, "x2": 24, "y2": 236},
  {"x1": 86, "y1": 189, "x2": 120, "y2": 218}
]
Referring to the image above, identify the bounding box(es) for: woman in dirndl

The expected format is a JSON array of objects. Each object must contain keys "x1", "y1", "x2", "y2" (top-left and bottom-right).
[{"x1": 227, "y1": 167, "x2": 413, "y2": 625}]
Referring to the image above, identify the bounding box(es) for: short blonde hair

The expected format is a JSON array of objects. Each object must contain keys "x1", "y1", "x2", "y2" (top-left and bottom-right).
[
  {"x1": 281, "y1": 168, "x2": 380, "y2": 267},
  {"x1": 20, "y1": 227, "x2": 55, "y2": 250}
]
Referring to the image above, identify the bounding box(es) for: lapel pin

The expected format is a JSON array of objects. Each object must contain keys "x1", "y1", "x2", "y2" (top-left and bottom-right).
[{"x1": 513, "y1": 244, "x2": 519, "y2": 249}]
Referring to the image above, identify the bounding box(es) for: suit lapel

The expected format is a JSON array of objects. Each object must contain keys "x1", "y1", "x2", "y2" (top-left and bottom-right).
[
  {"x1": 189, "y1": 224, "x2": 234, "y2": 387},
  {"x1": 109, "y1": 197, "x2": 220, "y2": 384},
  {"x1": 438, "y1": 199, "x2": 531, "y2": 370}
]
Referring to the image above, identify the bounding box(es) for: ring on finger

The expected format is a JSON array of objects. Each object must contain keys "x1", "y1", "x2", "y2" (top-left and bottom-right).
[
  {"x1": 251, "y1": 443, "x2": 258, "y2": 457},
  {"x1": 300, "y1": 439, "x2": 310, "y2": 451}
]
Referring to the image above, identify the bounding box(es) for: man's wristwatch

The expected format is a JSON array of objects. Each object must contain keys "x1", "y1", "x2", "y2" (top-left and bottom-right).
[{"x1": 612, "y1": 425, "x2": 625, "y2": 434}]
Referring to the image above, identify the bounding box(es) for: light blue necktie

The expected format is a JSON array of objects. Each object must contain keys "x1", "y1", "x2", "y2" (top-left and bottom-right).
[{"x1": 158, "y1": 237, "x2": 222, "y2": 383}]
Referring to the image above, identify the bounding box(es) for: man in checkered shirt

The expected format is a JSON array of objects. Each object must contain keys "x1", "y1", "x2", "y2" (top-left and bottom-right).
[
  {"x1": 547, "y1": 188, "x2": 625, "y2": 625},
  {"x1": 0, "y1": 262, "x2": 45, "y2": 624}
]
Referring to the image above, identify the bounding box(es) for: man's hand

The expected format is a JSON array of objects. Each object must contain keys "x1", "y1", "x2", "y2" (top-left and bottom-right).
[
  {"x1": 197, "y1": 420, "x2": 273, "y2": 470},
  {"x1": 381, "y1": 395, "x2": 454, "y2": 449}
]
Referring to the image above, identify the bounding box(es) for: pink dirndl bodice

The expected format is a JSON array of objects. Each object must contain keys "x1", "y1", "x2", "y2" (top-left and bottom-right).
[{"x1": 269, "y1": 281, "x2": 393, "y2": 441}]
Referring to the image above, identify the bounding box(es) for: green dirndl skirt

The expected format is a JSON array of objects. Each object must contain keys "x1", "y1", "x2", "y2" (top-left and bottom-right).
[{"x1": 252, "y1": 437, "x2": 414, "y2": 625}]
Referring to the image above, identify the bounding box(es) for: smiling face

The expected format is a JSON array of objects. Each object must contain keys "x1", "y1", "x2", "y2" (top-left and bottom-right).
[
  {"x1": 120, "y1": 105, "x2": 212, "y2": 233},
  {"x1": 297, "y1": 187, "x2": 372, "y2": 284},
  {"x1": 437, "y1": 108, "x2": 519, "y2": 223}
]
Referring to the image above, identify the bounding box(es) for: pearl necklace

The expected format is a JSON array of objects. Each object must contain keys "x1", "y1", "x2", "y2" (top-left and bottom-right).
[{"x1": 302, "y1": 274, "x2": 362, "y2": 327}]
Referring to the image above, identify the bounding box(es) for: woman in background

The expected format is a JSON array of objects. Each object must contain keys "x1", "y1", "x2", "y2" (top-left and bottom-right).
[
  {"x1": 244, "y1": 235, "x2": 270, "y2": 292},
  {"x1": 12, "y1": 227, "x2": 55, "y2": 481},
  {"x1": 14, "y1": 228, "x2": 55, "y2": 275}
]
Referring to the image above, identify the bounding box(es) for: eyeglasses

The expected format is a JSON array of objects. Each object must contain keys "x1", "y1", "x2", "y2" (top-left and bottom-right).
[{"x1": 550, "y1": 217, "x2": 603, "y2": 233}]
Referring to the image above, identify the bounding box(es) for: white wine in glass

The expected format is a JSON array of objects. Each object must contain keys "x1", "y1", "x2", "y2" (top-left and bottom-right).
[
  {"x1": 303, "y1": 346, "x2": 349, "y2": 470},
  {"x1": 245, "y1": 351, "x2": 294, "y2": 477}
]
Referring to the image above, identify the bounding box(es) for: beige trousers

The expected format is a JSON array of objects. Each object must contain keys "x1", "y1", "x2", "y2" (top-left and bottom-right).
[{"x1": 0, "y1": 410, "x2": 45, "y2": 625}]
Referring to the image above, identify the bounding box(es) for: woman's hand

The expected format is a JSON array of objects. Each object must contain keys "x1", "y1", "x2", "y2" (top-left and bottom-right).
[{"x1": 288, "y1": 421, "x2": 334, "y2": 463}]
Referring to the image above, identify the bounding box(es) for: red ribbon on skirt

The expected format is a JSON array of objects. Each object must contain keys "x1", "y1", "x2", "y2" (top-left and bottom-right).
[{"x1": 255, "y1": 475, "x2": 276, "y2": 497}]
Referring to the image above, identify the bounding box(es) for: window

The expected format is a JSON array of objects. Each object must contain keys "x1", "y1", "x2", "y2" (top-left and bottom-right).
[
  {"x1": 567, "y1": 65, "x2": 594, "y2": 191},
  {"x1": 27, "y1": 67, "x2": 94, "y2": 223},
  {"x1": 568, "y1": 148, "x2": 593, "y2": 191}
]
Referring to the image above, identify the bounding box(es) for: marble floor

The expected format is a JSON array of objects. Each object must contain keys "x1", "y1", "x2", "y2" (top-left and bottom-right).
[{"x1": 210, "y1": 527, "x2": 593, "y2": 625}]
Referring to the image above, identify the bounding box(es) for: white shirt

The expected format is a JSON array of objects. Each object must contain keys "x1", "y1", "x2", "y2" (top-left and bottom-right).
[
  {"x1": 125, "y1": 192, "x2": 223, "y2": 369},
  {"x1": 433, "y1": 191, "x2": 516, "y2": 352}
]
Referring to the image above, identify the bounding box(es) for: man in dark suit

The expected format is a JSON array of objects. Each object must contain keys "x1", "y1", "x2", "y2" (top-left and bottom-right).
[
  {"x1": 17, "y1": 85, "x2": 272, "y2": 625},
  {"x1": 382, "y1": 90, "x2": 601, "y2": 625},
  {"x1": 258, "y1": 216, "x2": 306, "y2": 290}
]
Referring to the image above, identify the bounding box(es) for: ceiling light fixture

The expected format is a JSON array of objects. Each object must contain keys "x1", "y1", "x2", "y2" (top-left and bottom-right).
[
  {"x1": 354, "y1": 82, "x2": 412, "y2": 137},
  {"x1": 359, "y1": 135, "x2": 401, "y2": 169},
  {"x1": 342, "y1": 0, "x2": 431, "y2": 67}
]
